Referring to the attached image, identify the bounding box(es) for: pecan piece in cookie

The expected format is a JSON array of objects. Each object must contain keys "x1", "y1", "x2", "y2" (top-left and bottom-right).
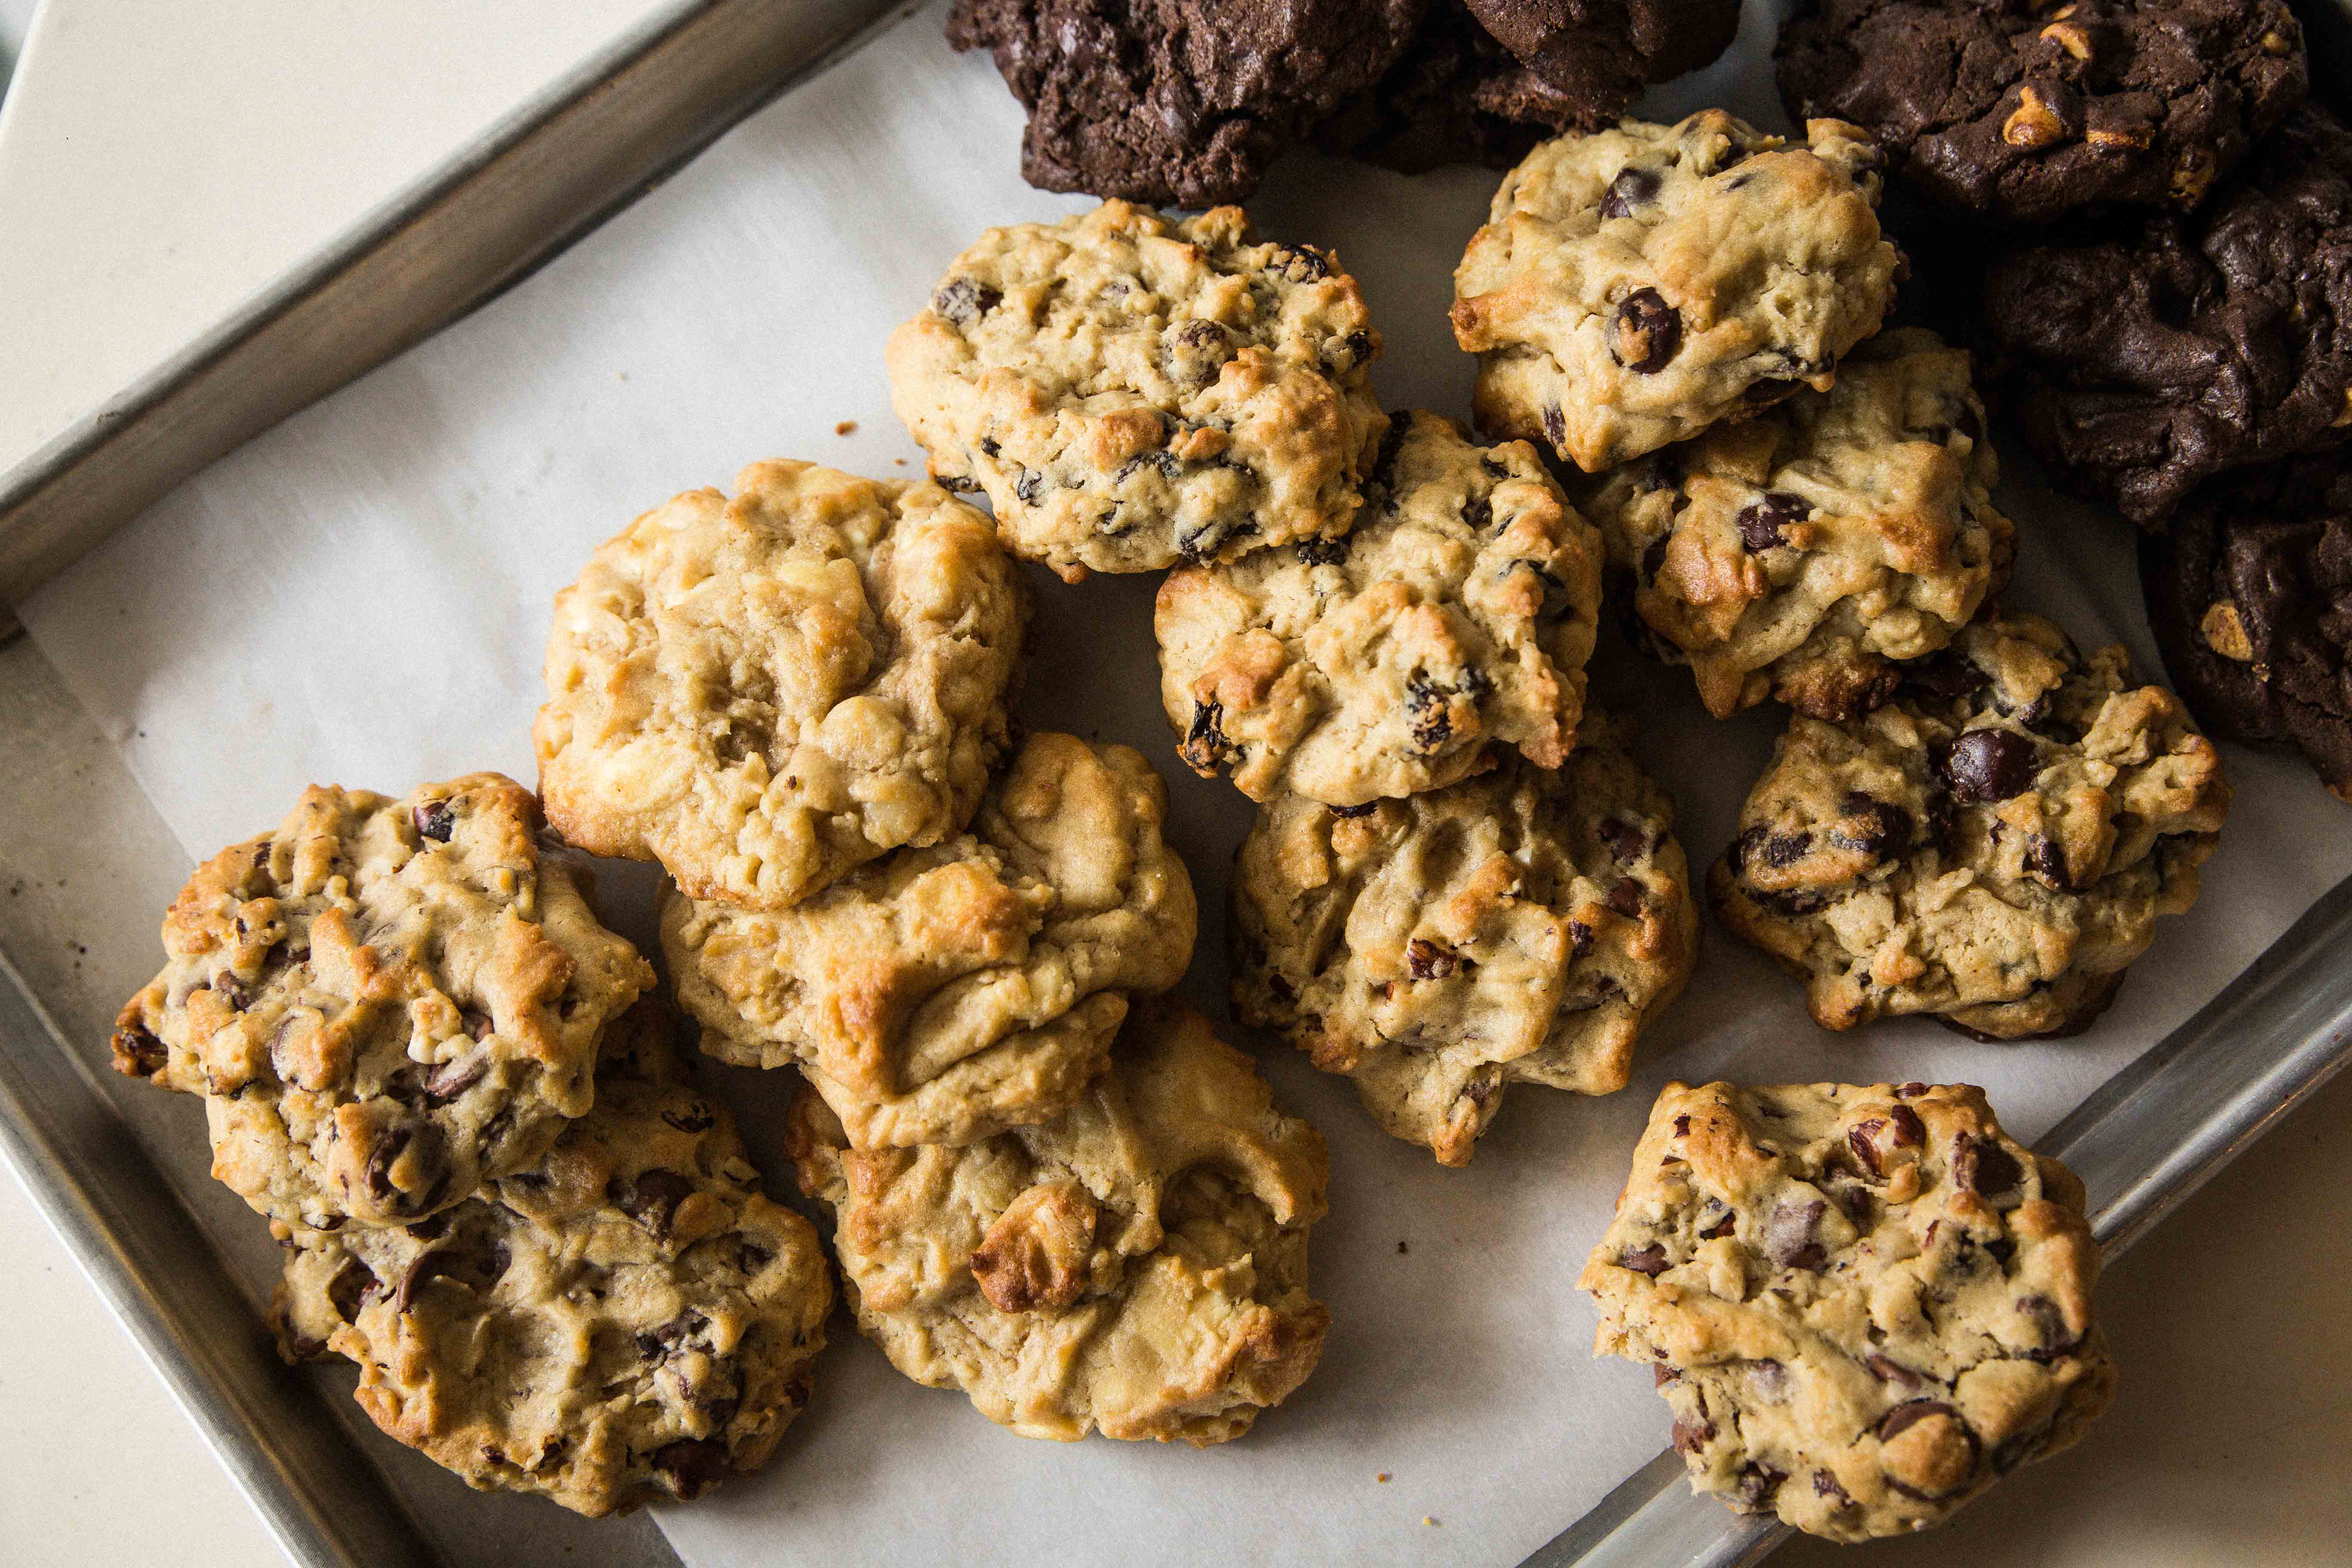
[
  {"x1": 113, "y1": 774, "x2": 652, "y2": 1230},
  {"x1": 887, "y1": 201, "x2": 1387, "y2": 581},
  {"x1": 787, "y1": 998, "x2": 1328, "y2": 1445},
  {"x1": 664, "y1": 732, "x2": 1196, "y2": 1149},
  {"x1": 1232, "y1": 714, "x2": 1698, "y2": 1166},
  {"x1": 1572, "y1": 329, "x2": 2012, "y2": 719},
  {"x1": 1581, "y1": 1080, "x2": 2116, "y2": 1541},
  {"x1": 533, "y1": 459, "x2": 1026, "y2": 912},
  {"x1": 1712, "y1": 612, "x2": 2231, "y2": 1038},
  {"x1": 274, "y1": 1001, "x2": 830, "y2": 1517},
  {"x1": 1452, "y1": 110, "x2": 1900, "y2": 472},
  {"x1": 1155, "y1": 409, "x2": 1601, "y2": 805}
]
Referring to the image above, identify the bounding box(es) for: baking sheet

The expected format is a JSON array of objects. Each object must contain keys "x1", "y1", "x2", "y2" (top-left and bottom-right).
[{"x1": 18, "y1": 3, "x2": 2352, "y2": 1565}]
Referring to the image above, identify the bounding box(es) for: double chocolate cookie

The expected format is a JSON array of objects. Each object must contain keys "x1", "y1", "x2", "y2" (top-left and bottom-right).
[
  {"x1": 1466, "y1": 0, "x2": 1743, "y2": 126},
  {"x1": 948, "y1": 0, "x2": 1423, "y2": 205},
  {"x1": 2143, "y1": 455, "x2": 2352, "y2": 802},
  {"x1": 1778, "y1": 0, "x2": 2307, "y2": 226},
  {"x1": 1310, "y1": 0, "x2": 1581, "y2": 175},
  {"x1": 1983, "y1": 106, "x2": 2352, "y2": 526}
]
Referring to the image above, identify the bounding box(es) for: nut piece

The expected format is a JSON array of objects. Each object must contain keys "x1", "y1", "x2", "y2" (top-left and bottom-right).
[
  {"x1": 2039, "y1": 21, "x2": 2091, "y2": 59},
  {"x1": 2003, "y1": 86, "x2": 2069, "y2": 150},
  {"x1": 970, "y1": 1181, "x2": 1097, "y2": 1312},
  {"x1": 2199, "y1": 600, "x2": 2256, "y2": 662}
]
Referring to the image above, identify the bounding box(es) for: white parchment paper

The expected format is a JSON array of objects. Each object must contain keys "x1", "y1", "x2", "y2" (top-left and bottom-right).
[{"x1": 22, "y1": 4, "x2": 2352, "y2": 1564}]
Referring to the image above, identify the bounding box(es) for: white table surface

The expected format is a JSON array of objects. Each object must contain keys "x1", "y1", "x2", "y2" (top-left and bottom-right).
[{"x1": 2, "y1": 4, "x2": 2348, "y2": 1563}]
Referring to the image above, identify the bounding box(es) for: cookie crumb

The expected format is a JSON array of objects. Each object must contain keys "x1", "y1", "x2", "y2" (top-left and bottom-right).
[
  {"x1": 1422, "y1": 1516, "x2": 1438, "y2": 1527},
  {"x1": 1396, "y1": 1240, "x2": 1409, "y2": 1255},
  {"x1": 835, "y1": 420, "x2": 858, "y2": 436},
  {"x1": 894, "y1": 457, "x2": 908, "y2": 466},
  {"x1": 1376, "y1": 1473, "x2": 1390, "y2": 1483}
]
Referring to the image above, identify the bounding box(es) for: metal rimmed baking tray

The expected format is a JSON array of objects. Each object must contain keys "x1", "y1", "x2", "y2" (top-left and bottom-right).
[{"x1": 2, "y1": 3, "x2": 2348, "y2": 1567}]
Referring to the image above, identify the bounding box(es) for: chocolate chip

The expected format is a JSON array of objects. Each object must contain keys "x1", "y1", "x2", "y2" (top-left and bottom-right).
[
  {"x1": 1012, "y1": 469, "x2": 1045, "y2": 505},
  {"x1": 1697, "y1": 1200, "x2": 1736, "y2": 1240},
  {"x1": 1180, "y1": 701, "x2": 1231, "y2": 773},
  {"x1": 395, "y1": 1251, "x2": 460, "y2": 1313},
  {"x1": 111, "y1": 1024, "x2": 168, "y2": 1078},
  {"x1": 1598, "y1": 817, "x2": 1649, "y2": 862},
  {"x1": 363, "y1": 1123, "x2": 449, "y2": 1214},
  {"x1": 423, "y1": 1054, "x2": 487, "y2": 1106},
  {"x1": 2019, "y1": 1294, "x2": 2084, "y2": 1362},
  {"x1": 1335, "y1": 330, "x2": 1372, "y2": 370},
  {"x1": 1606, "y1": 879, "x2": 1645, "y2": 916},
  {"x1": 1568, "y1": 920, "x2": 1595, "y2": 958},
  {"x1": 1814, "y1": 1470, "x2": 1853, "y2": 1507},
  {"x1": 1736, "y1": 492, "x2": 1811, "y2": 552},
  {"x1": 1464, "y1": 494, "x2": 1493, "y2": 531},
  {"x1": 1405, "y1": 677, "x2": 1454, "y2": 750},
  {"x1": 651, "y1": 1438, "x2": 731, "y2": 1500},
  {"x1": 1405, "y1": 939, "x2": 1460, "y2": 981},
  {"x1": 1942, "y1": 728, "x2": 2039, "y2": 802},
  {"x1": 1600, "y1": 165, "x2": 1662, "y2": 219},
  {"x1": 1611, "y1": 288, "x2": 1682, "y2": 374},
  {"x1": 1734, "y1": 1462, "x2": 1785, "y2": 1512},
  {"x1": 1619, "y1": 1243, "x2": 1671, "y2": 1276},
  {"x1": 214, "y1": 977, "x2": 254, "y2": 1011},
  {"x1": 411, "y1": 801, "x2": 455, "y2": 843},
  {"x1": 662, "y1": 1103, "x2": 716, "y2": 1134},
  {"x1": 1328, "y1": 802, "x2": 1377, "y2": 819},
  {"x1": 1767, "y1": 1198, "x2": 1828, "y2": 1271},
  {"x1": 1672, "y1": 1113, "x2": 1691, "y2": 1137},
  {"x1": 978, "y1": 437, "x2": 1000, "y2": 458},
  {"x1": 1640, "y1": 533, "x2": 1670, "y2": 583},
  {"x1": 1830, "y1": 792, "x2": 1912, "y2": 861},
  {"x1": 1902, "y1": 651, "x2": 1989, "y2": 704},
  {"x1": 1954, "y1": 1134, "x2": 2024, "y2": 1200},
  {"x1": 1866, "y1": 1353, "x2": 1923, "y2": 1389},
  {"x1": 1295, "y1": 536, "x2": 1348, "y2": 567},
  {"x1": 1762, "y1": 832, "x2": 1811, "y2": 868},
  {"x1": 1673, "y1": 1415, "x2": 1715, "y2": 1455},
  {"x1": 1654, "y1": 1363, "x2": 1678, "y2": 1387},
  {"x1": 1847, "y1": 1104, "x2": 1924, "y2": 1178},
  {"x1": 1370, "y1": 418, "x2": 1411, "y2": 489},
  {"x1": 931, "y1": 277, "x2": 1000, "y2": 323},
  {"x1": 1266, "y1": 244, "x2": 1331, "y2": 283},
  {"x1": 1741, "y1": 377, "x2": 1803, "y2": 407},
  {"x1": 1541, "y1": 403, "x2": 1567, "y2": 451},
  {"x1": 2027, "y1": 834, "x2": 2078, "y2": 891},
  {"x1": 614, "y1": 1168, "x2": 697, "y2": 1239},
  {"x1": 327, "y1": 1258, "x2": 378, "y2": 1322}
]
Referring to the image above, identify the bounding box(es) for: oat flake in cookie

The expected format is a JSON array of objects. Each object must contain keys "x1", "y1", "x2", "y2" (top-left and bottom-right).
[
  {"x1": 1233, "y1": 715, "x2": 1698, "y2": 1167},
  {"x1": 946, "y1": 0, "x2": 1424, "y2": 207},
  {"x1": 887, "y1": 200, "x2": 1387, "y2": 582},
  {"x1": 1983, "y1": 105, "x2": 2352, "y2": 527},
  {"x1": 1580, "y1": 1080, "x2": 2116, "y2": 1541},
  {"x1": 534, "y1": 460, "x2": 1025, "y2": 912},
  {"x1": 1776, "y1": 0, "x2": 2307, "y2": 226},
  {"x1": 275, "y1": 1001, "x2": 831, "y2": 1517},
  {"x1": 1574, "y1": 328, "x2": 2012, "y2": 720},
  {"x1": 1156, "y1": 409, "x2": 1601, "y2": 806},
  {"x1": 1452, "y1": 110, "x2": 1900, "y2": 473},
  {"x1": 664, "y1": 732, "x2": 1197, "y2": 1150},
  {"x1": 1712, "y1": 612, "x2": 2230, "y2": 1038},
  {"x1": 2141, "y1": 454, "x2": 2352, "y2": 803},
  {"x1": 111, "y1": 774, "x2": 653, "y2": 1231},
  {"x1": 787, "y1": 998, "x2": 1329, "y2": 1444}
]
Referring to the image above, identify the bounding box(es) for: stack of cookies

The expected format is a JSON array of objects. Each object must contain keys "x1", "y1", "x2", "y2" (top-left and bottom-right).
[
  {"x1": 537, "y1": 458, "x2": 1334, "y2": 1448},
  {"x1": 1780, "y1": 0, "x2": 2352, "y2": 808}
]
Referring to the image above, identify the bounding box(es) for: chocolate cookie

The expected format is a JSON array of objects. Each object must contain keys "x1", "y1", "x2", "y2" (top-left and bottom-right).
[
  {"x1": 1777, "y1": 0, "x2": 2307, "y2": 226},
  {"x1": 1983, "y1": 106, "x2": 2352, "y2": 526},
  {"x1": 948, "y1": 0, "x2": 1424, "y2": 206},
  {"x1": 1464, "y1": 0, "x2": 1743, "y2": 126},
  {"x1": 1310, "y1": 0, "x2": 1580, "y2": 174},
  {"x1": 2143, "y1": 455, "x2": 2352, "y2": 802}
]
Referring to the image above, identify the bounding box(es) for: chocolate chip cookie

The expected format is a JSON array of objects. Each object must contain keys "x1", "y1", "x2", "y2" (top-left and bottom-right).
[
  {"x1": 787, "y1": 998, "x2": 1329, "y2": 1444},
  {"x1": 1983, "y1": 105, "x2": 2352, "y2": 526},
  {"x1": 1580, "y1": 1079, "x2": 2116, "y2": 1541},
  {"x1": 888, "y1": 202, "x2": 1387, "y2": 582},
  {"x1": 1155, "y1": 409, "x2": 1602, "y2": 806},
  {"x1": 112, "y1": 775, "x2": 654, "y2": 1231},
  {"x1": 1572, "y1": 328, "x2": 2013, "y2": 720},
  {"x1": 1465, "y1": 0, "x2": 1744, "y2": 128},
  {"x1": 1310, "y1": 0, "x2": 1583, "y2": 175},
  {"x1": 1712, "y1": 612, "x2": 2231, "y2": 1038},
  {"x1": 663, "y1": 732, "x2": 1197, "y2": 1149},
  {"x1": 534, "y1": 460, "x2": 1026, "y2": 912},
  {"x1": 1232, "y1": 714, "x2": 1698, "y2": 1166},
  {"x1": 947, "y1": 0, "x2": 1424, "y2": 206},
  {"x1": 1777, "y1": 0, "x2": 2307, "y2": 226},
  {"x1": 2142, "y1": 454, "x2": 2352, "y2": 802},
  {"x1": 1453, "y1": 111, "x2": 1901, "y2": 472},
  {"x1": 275, "y1": 1001, "x2": 831, "y2": 1517}
]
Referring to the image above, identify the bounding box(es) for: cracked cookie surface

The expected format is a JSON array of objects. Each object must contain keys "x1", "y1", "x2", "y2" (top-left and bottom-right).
[
  {"x1": 1465, "y1": 0, "x2": 1743, "y2": 128},
  {"x1": 1777, "y1": 0, "x2": 2306, "y2": 226},
  {"x1": 787, "y1": 998, "x2": 1329, "y2": 1445},
  {"x1": 663, "y1": 732, "x2": 1197, "y2": 1149},
  {"x1": 1452, "y1": 110, "x2": 1900, "y2": 472},
  {"x1": 2141, "y1": 453, "x2": 2352, "y2": 803},
  {"x1": 1232, "y1": 714, "x2": 1697, "y2": 1166},
  {"x1": 1156, "y1": 409, "x2": 1601, "y2": 806},
  {"x1": 1310, "y1": 0, "x2": 1584, "y2": 174},
  {"x1": 1712, "y1": 612, "x2": 2230, "y2": 1038},
  {"x1": 887, "y1": 201, "x2": 1387, "y2": 581},
  {"x1": 1982, "y1": 106, "x2": 2352, "y2": 526},
  {"x1": 111, "y1": 774, "x2": 653, "y2": 1231},
  {"x1": 1573, "y1": 328, "x2": 2012, "y2": 720},
  {"x1": 1580, "y1": 1079, "x2": 2116, "y2": 1542},
  {"x1": 946, "y1": 0, "x2": 1424, "y2": 206},
  {"x1": 534, "y1": 459, "x2": 1026, "y2": 912},
  {"x1": 274, "y1": 1001, "x2": 831, "y2": 1517}
]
